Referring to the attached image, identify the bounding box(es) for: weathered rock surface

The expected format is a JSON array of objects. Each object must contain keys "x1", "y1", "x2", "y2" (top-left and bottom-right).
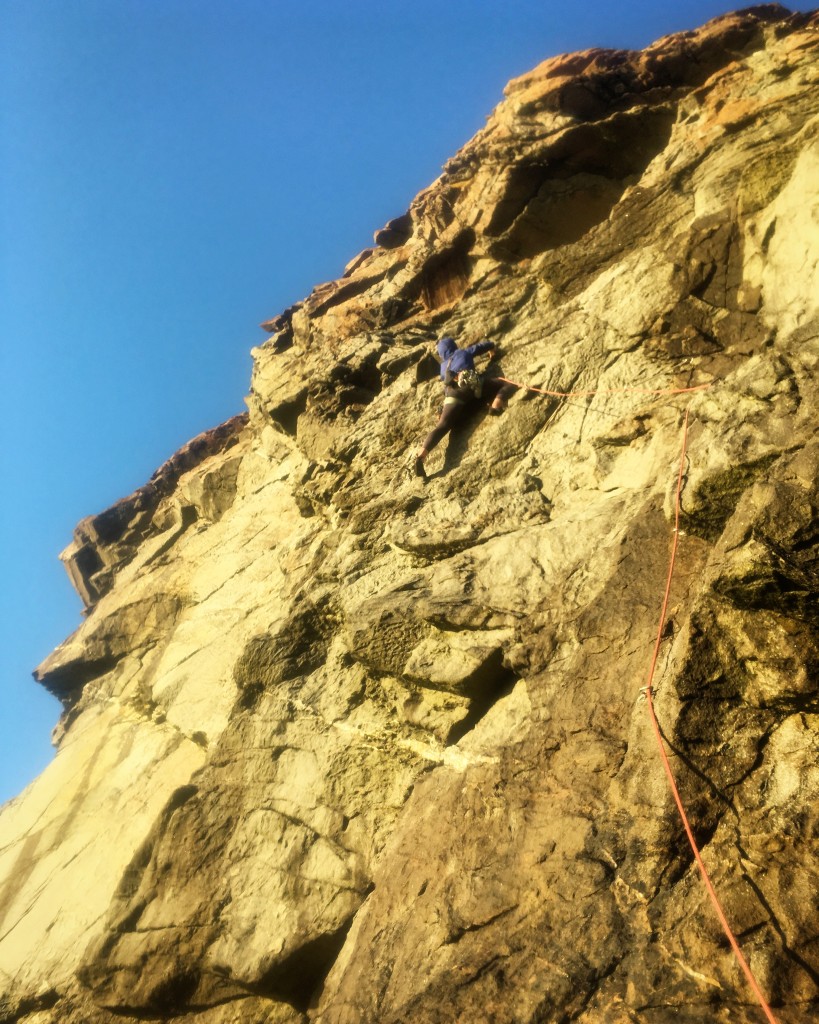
[{"x1": 2, "y1": 7, "x2": 818, "y2": 1023}]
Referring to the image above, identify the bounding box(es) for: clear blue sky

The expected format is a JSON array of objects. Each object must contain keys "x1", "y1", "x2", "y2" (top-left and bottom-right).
[{"x1": 2, "y1": 0, "x2": 813, "y2": 805}]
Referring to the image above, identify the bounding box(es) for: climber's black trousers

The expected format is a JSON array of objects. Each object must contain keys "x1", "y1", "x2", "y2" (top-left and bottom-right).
[
  {"x1": 421, "y1": 379, "x2": 514, "y2": 453},
  {"x1": 422, "y1": 399, "x2": 467, "y2": 453}
]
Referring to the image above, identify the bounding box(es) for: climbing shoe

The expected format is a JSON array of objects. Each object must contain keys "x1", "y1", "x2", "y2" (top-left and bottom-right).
[{"x1": 414, "y1": 457, "x2": 427, "y2": 479}]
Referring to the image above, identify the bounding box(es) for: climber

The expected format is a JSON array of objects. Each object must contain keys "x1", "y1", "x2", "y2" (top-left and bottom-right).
[{"x1": 414, "y1": 335, "x2": 515, "y2": 478}]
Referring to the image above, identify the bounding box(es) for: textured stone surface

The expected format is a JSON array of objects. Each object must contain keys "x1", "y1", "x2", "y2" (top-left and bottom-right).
[{"x1": 1, "y1": 7, "x2": 818, "y2": 1024}]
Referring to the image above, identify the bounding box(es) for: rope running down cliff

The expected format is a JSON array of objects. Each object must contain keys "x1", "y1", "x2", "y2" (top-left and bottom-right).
[
  {"x1": 436, "y1": 183, "x2": 778, "y2": 1016},
  {"x1": 499, "y1": 372, "x2": 779, "y2": 1020},
  {"x1": 645, "y1": 404, "x2": 779, "y2": 1024}
]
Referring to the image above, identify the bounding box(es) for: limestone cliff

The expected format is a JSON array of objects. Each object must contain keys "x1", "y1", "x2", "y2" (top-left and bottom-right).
[{"x1": 2, "y1": 7, "x2": 818, "y2": 1023}]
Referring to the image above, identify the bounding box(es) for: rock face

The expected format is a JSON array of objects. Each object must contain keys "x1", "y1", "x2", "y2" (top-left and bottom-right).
[{"x1": 2, "y1": 7, "x2": 818, "y2": 1023}]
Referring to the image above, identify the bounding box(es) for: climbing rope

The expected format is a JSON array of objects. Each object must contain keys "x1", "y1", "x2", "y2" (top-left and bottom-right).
[
  {"x1": 500, "y1": 368, "x2": 779, "y2": 1017},
  {"x1": 495, "y1": 375, "x2": 713, "y2": 398},
  {"x1": 436, "y1": 361, "x2": 781, "y2": 1014},
  {"x1": 645, "y1": 406, "x2": 779, "y2": 1024}
]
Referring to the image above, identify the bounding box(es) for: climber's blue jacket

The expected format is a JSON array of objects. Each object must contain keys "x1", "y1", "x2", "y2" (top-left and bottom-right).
[{"x1": 436, "y1": 336, "x2": 494, "y2": 381}]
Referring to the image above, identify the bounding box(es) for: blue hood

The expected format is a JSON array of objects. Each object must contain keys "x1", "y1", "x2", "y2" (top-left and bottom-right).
[
  {"x1": 437, "y1": 336, "x2": 458, "y2": 361},
  {"x1": 435, "y1": 335, "x2": 494, "y2": 381}
]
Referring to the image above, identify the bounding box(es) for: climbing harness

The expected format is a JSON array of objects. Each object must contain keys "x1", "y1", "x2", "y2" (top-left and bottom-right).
[
  {"x1": 455, "y1": 368, "x2": 483, "y2": 398},
  {"x1": 443, "y1": 354, "x2": 485, "y2": 399}
]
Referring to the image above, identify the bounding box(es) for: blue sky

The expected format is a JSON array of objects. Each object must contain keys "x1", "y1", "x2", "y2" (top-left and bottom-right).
[{"x1": 2, "y1": 0, "x2": 813, "y2": 805}]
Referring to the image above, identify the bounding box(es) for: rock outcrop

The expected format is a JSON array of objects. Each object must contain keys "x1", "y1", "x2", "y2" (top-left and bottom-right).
[{"x1": 2, "y1": 7, "x2": 818, "y2": 1023}]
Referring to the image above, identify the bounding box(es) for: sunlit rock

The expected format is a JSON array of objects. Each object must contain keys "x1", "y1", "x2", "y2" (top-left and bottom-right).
[{"x1": 1, "y1": 7, "x2": 817, "y2": 1023}]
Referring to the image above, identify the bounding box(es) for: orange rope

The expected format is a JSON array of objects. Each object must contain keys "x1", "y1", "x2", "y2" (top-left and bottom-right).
[
  {"x1": 488, "y1": 368, "x2": 777, "y2": 1016},
  {"x1": 496, "y1": 376, "x2": 713, "y2": 398},
  {"x1": 644, "y1": 406, "x2": 779, "y2": 1024}
]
